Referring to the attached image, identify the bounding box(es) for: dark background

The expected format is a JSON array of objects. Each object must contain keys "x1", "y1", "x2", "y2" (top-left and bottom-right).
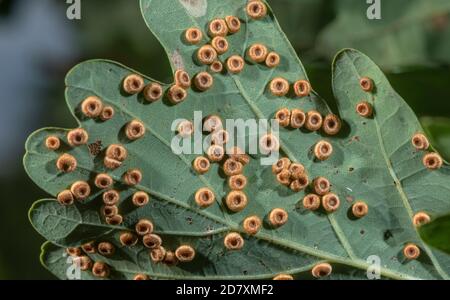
[{"x1": 0, "y1": 0, "x2": 449, "y2": 279}]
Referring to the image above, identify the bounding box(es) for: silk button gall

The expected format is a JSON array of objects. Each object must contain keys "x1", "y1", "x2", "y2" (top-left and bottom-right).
[
  {"x1": 268, "y1": 208, "x2": 288, "y2": 227},
  {"x1": 243, "y1": 215, "x2": 262, "y2": 235},
  {"x1": 224, "y1": 232, "x2": 244, "y2": 250},
  {"x1": 123, "y1": 74, "x2": 145, "y2": 95},
  {"x1": 246, "y1": 0, "x2": 267, "y2": 20},
  {"x1": 184, "y1": 27, "x2": 203, "y2": 44}
]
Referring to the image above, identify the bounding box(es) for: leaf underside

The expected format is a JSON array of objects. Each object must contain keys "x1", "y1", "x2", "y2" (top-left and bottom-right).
[{"x1": 25, "y1": 0, "x2": 450, "y2": 280}]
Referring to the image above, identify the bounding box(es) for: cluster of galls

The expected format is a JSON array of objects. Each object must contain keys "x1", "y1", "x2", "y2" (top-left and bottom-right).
[
  {"x1": 176, "y1": 0, "x2": 282, "y2": 106},
  {"x1": 65, "y1": 243, "x2": 115, "y2": 279},
  {"x1": 272, "y1": 158, "x2": 308, "y2": 192},
  {"x1": 191, "y1": 115, "x2": 234, "y2": 175},
  {"x1": 190, "y1": 115, "x2": 254, "y2": 250},
  {"x1": 45, "y1": 75, "x2": 198, "y2": 278},
  {"x1": 47, "y1": 93, "x2": 149, "y2": 228},
  {"x1": 272, "y1": 157, "x2": 362, "y2": 218},
  {"x1": 132, "y1": 219, "x2": 196, "y2": 267},
  {"x1": 187, "y1": 1, "x2": 278, "y2": 67},
  {"x1": 221, "y1": 147, "x2": 255, "y2": 250},
  {"x1": 275, "y1": 108, "x2": 341, "y2": 134},
  {"x1": 64, "y1": 221, "x2": 196, "y2": 279},
  {"x1": 268, "y1": 75, "x2": 432, "y2": 272},
  {"x1": 274, "y1": 109, "x2": 338, "y2": 169},
  {"x1": 188, "y1": 113, "x2": 291, "y2": 250},
  {"x1": 184, "y1": 0, "x2": 284, "y2": 246},
  {"x1": 45, "y1": 0, "x2": 442, "y2": 280}
]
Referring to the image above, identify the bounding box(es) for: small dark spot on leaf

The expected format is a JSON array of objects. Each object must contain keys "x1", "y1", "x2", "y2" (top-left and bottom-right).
[
  {"x1": 349, "y1": 167, "x2": 354, "y2": 172},
  {"x1": 350, "y1": 136, "x2": 360, "y2": 143},
  {"x1": 186, "y1": 217, "x2": 193, "y2": 225},
  {"x1": 88, "y1": 140, "x2": 103, "y2": 156},
  {"x1": 243, "y1": 270, "x2": 248, "y2": 275},
  {"x1": 384, "y1": 230, "x2": 393, "y2": 241},
  {"x1": 360, "y1": 229, "x2": 365, "y2": 235}
]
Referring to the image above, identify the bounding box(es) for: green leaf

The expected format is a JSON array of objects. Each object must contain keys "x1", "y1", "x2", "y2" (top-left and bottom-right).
[
  {"x1": 419, "y1": 214, "x2": 450, "y2": 255},
  {"x1": 421, "y1": 117, "x2": 450, "y2": 162},
  {"x1": 25, "y1": 0, "x2": 450, "y2": 280},
  {"x1": 315, "y1": 0, "x2": 450, "y2": 70}
]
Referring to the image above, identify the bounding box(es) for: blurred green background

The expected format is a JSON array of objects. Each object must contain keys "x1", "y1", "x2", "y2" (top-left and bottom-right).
[{"x1": 0, "y1": 0, "x2": 449, "y2": 279}]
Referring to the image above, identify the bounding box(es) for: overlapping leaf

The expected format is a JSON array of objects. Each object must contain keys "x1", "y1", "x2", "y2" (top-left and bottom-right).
[
  {"x1": 315, "y1": 0, "x2": 450, "y2": 70},
  {"x1": 24, "y1": 0, "x2": 450, "y2": 280},
  {"x1": 422, "y1": 117, "x2": 450, "y2": 161},
  {"x1": 420, "y1": 214, "x2": 450, "y2": 255}
]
